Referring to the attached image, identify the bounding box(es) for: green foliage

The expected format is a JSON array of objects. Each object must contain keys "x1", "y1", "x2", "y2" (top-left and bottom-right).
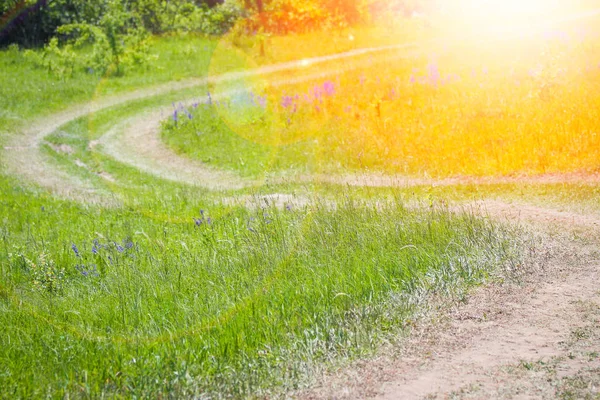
[
  {"x1": 60, "y1": 0, "x2": 150, "y2": 75},
  {"x1": 192, "y1": 0, "x2": 245, "y2": 35},
  {"x1": 0, "y1": 167, "x2": 520, "y2": 396},
  {"x1": 145, "y1": 0, "x2": 244, "y2": 35},
  {"x1": 0, "y1": 0, "x2": 108, "y2": 47},
  {"x1": 1, "y1": 0, "x2": 242, "y2": 49},
  {"x1": 23, "y1": 0, "x2": 151, "y2": 77},
  {"x1": 240, "y1": 0, "x2": 372, "y2": 34},
  {"x1": 0, "y1": 0, "x2": 27, "y2": 16},
  {"x1": 0, "y1": 35, "x2": 219, "y2": 135},
  {"x1": 9, "y1": 249, "x2": 65, "y2": 294},
  {"x1": 32, "y1": 36, "x2": 80, "y2": 77},
  {"x1": 257, "y1": 0, "x2": 328, "y2": 34}
]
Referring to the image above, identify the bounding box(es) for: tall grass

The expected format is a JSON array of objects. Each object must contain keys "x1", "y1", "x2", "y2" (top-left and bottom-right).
[
  {"x1": 0, "y1": 19, "x2": 558, "y2": 399},
  {"x1": 0, "y1": 171, "x2": 521, "y2": 397},
  {"x1": 163, "y1": 24, "x2": 600, "y2": 178}
]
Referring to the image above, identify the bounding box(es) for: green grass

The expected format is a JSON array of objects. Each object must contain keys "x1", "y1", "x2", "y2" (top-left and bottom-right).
[
  {"x1": 162, "y1": 23, "x2": 600, "y2": 179},
  {"x1": 0, "y1": 35, "x2": 219, "y2": 134},
  {"x1": 0, "y1": 22, "x2": 434, "y2": 136},
  {"x1": 0, "y1": 171, "x2": 521, "y2": 397},
  {"x1": 0, "y1": 23, "x2": 561, "y2": 398}
]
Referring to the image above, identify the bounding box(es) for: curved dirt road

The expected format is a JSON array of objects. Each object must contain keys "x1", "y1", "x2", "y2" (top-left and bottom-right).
[
  {"x1": 301, "y1": 200, "x2": 600, "y2": 399},
  {"x1": 5, "y1": 6, "x2": 600, "y2": 200},
  {"x1": 2, "y1": 40, "x2": 430, "y2": 200},
  {"x1": 2, "y1": 9, "x2": 600, "y2": 399}
]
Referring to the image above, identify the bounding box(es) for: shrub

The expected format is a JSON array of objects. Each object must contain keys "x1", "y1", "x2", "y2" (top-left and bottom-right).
[
  {"x1": 8, "y1": 249, "x2": 65, "y2": 294},
  {"x1": 242, "y1": 0, "x2": 371, "y2": 35},
  {"x1": 24, "y1": 0, "x2": 151, "y2": 77},
  {"x1": 169, "y1": 0, "x2": 245, "y2": 35}
]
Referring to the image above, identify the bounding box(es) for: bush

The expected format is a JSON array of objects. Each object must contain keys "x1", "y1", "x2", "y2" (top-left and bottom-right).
[
  {"x1": 22, "y1": 0, "x2": 151, "y2": 78},
  {"x1": 1, "y1": 0, "x2": 241, "y2": 48},
  {"x1": 242, "y1": 0, "x2": 371, "y2": 35},
  {"x1": 0, "y1": 0, "x2": 107, "y2": 48},
  {"x1": 168, "y1": 0, "x2": 245, "y2": 35}
]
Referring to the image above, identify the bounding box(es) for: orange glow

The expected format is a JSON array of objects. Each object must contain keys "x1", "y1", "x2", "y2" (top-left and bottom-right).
[
  {"x1": 457, "y1": 0, "x2": 561, "y2": 18},
  {"x1": 441, "y1": 0, "x2": 574, "y2": 38}
]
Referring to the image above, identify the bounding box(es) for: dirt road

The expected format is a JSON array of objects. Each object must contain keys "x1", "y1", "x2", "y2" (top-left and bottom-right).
[
  {"x1": 3, "y1": 9, "x2": 600, "y2": 397},
  {"x1": 301, "y1": 200, "x2": 600, "y2": 399}
]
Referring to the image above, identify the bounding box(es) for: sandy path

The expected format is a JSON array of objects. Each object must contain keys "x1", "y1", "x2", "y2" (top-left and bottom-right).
[
  {"x1": 1, "y1": 41, "x2": 428, "y2": 200},
  {"x1": 301, "y1": 200, "x2": 600, "y2": 399},
  {"x1": 2, "y1": 9, "x2": 600, "y2": 398},
  {"x1": 377, "y1": 201, "x2": 600, "y2": 399},
  {"x1": 5, "y1": 6, "x2": 600, "y2": 200}
]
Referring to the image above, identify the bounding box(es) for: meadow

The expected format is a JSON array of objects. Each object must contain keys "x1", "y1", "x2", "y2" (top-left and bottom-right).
[
  {"x1": 1, "y1": 8, "x2": 599, "y2": 399},
  {"x1": 162, "y1": 23, "x2": 600, "y2": 179}
]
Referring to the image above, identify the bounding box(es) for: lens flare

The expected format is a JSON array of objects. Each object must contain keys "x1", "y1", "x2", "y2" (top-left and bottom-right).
[
  {"x1": 440, "y1": 0, "x2": 574, "y2": 38},
  {"x1": 459, "y1": 0, "x2": 561, "y2": 18}
]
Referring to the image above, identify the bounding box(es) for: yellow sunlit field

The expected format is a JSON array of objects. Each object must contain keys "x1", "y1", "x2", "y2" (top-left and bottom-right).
[
  {"x1": 2, "y1": 0, "x2": 600, "y2": 398},
  {"x1": 165, "y1": 8, "x2": 600, "y2": 179}
]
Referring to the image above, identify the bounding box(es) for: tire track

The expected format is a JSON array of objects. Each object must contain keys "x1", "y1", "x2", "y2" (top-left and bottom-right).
[
  {"x1": 4, "y1": 6, "x2": 600, "y2": 200},
  {"x1": 300, "y1": 199, "x2": 600, "y2": 399},
  {"x1": 1, "y1": 41, "x2": 430, "y2": 201}
]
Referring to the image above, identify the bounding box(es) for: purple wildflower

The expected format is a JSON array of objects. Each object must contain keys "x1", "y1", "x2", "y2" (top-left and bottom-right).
[
  {"x1": 194, "y1": 210, "x2": 211, "y2": 227},
  {"x1": 323, "y1": 81, "x2": 335, "y2": 96},
  {"x1": 313, "y1": 85, "x2": 323, "y2": 100},
  {"x1": 76, "y1": 264, "x2": 99, "y2": 277},
  {"x1": 247, "y1": 218, "x2": 256, "y2": 232},
  {"x1": 427, "y1": 61, "x2": 441, "y2": 85},
  {"x1": 281, "y1": 95, "x2": 294, "y2": 108},
  {"x1": 75, "y1": 264, "x2": 88, "y2": 277},
  {"x1": 257, "y1": 96, "x2": 267, "y2": 108},
  {"x1": 71, "y1": 243, "x2": 80, "y2": 257}
]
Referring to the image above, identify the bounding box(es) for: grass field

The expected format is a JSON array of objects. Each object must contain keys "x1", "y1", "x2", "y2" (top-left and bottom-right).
[
  {"x1": 162, "y1": 22, "x2": 600, "y2": 179},
  {"x1": 1, "y1": 8, "x2": 599, "y2": 398},
  {"x1": 0, "y1": 175, "x2": 521, "y2": 397}
]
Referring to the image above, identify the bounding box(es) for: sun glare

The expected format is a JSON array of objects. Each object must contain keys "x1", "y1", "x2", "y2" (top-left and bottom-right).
[
  {"x1": 443, "y1": 0, "x2": 572, "y2": 38},
  {"x1": 460, "y1": 0, "x2": 558, "y2": 17}
]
